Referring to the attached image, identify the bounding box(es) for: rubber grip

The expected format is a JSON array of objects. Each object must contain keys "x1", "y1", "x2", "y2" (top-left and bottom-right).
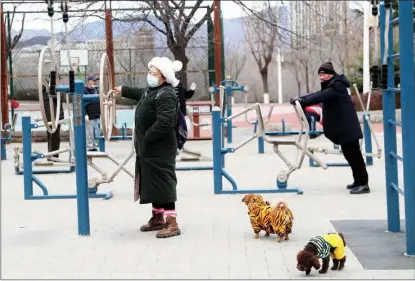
[
  {"x1": 69, "y1": 70, "x2": 75, "y2": 93},
  {"x1": 381, "y1": 64, "x2": 388, "y2": 90},
  {"x1": 50, "y1": 71, "x2": 57, "y2": 95},
  {"x1": 370, "y1": 65, "x2": 379, "y2": 89}
]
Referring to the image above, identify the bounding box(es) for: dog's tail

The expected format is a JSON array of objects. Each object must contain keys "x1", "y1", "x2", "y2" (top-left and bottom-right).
[
  {"x1": 338, "y1": 232, "x2": 346, "y2": 247},
  {"x1": 271, "y1": 200, "x2": 291, "y2": 218}
]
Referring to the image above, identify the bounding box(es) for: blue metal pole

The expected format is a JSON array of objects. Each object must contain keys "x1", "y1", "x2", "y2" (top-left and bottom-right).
[
  {"x1": 398, "y1": 0, "x2": 415, "y2": 256},
  {"x1": 22, "y1": 116, "x2": 34, "y2": 200},
  {"x1": 98, "y1": 137, "x2": 105, "y2": 152},
  {"x1": 0, "y1": 138, "x2": 5, "y2": 160},
  {"x1": 380, "y1": 4, "x2": 400, "y2": 233},
  {"x1": 363, "y1": 114, "x2": 373, "y2": 166},
  {"x1": 73, "y1": 81, "x2": 91, "y2": 236},
  {"x1": 226, "y1": 85, "x2": 232, "y2": 144},
  {"x1": 258, "y1": 136, "x2": 264, "y2": 154},
  {"x1": 281, "y1": 118, "x2": 285, "y2": 133},
  {"x1": 311, "y1": 116, "x2": 315, "y2": 132},
  {"x1": 212, "y1": 107, "x2": 222, "y2": 194}
]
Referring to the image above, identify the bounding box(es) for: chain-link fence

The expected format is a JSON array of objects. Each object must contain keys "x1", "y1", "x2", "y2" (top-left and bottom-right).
[{"x1": 5, "y1": 3, "x2": 215, "y2": 103}]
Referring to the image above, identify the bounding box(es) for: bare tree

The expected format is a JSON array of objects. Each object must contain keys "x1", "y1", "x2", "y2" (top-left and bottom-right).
[
  {"x1": 244, "y1": 3, "x2": 280, "y2": 100},
  {"x1": 224, "y1": 40, "x2": 247, "y2": 81},
  {"x1": 118, "y1": 1, "x2": 214, "y2": 88},
  {"x1": 283, "y1": 50, "x2": 303, "y2": 97},
  {"x1": 5, "y1": 3, "x2": 25, "y2": 59}
]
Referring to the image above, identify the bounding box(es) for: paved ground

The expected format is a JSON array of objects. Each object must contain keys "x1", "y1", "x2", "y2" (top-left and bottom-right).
[{"x1": 1, "y1": 126, "x2": 414, "y2": 279}]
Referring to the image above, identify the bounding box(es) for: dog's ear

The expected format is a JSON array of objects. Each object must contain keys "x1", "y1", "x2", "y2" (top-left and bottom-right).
[
  {"x1": 242, "y1": 195, "x2": 247, "y2": 202},
  {"x1": 305, "y1": 269, "x2": 311, "y2": 275},
  {"x1": 312, "y1": 256, "x2": 321, "y2": 270}
]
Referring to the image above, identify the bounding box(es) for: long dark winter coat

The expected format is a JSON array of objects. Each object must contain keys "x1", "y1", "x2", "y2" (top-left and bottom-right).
[
  {"x1": 122, "y1": 82, "x2": 178, "y2": 204},
  {"x1": 299, "y1": 74, "x2": 363, "y2": 145}
]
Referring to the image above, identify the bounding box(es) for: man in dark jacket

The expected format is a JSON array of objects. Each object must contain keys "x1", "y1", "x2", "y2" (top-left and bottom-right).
[
  {"x1": 291, "y1": 62, "x2": 370, "y2": 194},
  {"x1": 174, "y1": 73, "x2": 196, "y2": 116},
  {"x1": 84, "y1": 75, "x2": 100, "y2": 151}
]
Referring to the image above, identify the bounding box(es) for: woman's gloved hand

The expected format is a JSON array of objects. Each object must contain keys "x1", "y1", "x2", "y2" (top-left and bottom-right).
[
  {"x1": 190, "y1": 82, "x2": 196, "y2": 91},
  {"x1": 113, "y1": 86, "x2": 123, "y2": 97}
]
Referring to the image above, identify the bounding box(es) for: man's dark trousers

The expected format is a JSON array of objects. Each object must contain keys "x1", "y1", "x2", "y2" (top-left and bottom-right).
[{"x1": 341, "y1": 140, "x2": 368, "y2": 185}]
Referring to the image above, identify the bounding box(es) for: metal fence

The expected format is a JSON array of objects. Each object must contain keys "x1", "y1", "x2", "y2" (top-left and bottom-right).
[{"x1": 5, "y1": 5, "x2": 215, "y2": 102}]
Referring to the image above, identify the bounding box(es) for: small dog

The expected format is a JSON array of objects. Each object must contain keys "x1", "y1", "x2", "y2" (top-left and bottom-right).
[
  {"x1": 241, "y1": 194, "x2": 270, "y2": 206},
  {"x1": 242, "y1": 194, "x2": 293, "y2": 241},
  {"x1": 296, "y1": 233, "x2": 347, "y2": 275},
  {"x1": 269, "y1": 200, "x2": 294, "y2": 242}
]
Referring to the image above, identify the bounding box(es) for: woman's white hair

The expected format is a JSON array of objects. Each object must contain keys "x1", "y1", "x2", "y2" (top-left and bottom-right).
[{"x1": 148, "y1": 57, "x2": 183, "y2": 87}]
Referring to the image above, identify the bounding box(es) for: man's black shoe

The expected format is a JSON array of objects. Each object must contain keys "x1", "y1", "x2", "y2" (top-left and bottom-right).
[
  {"x1": 346, "y1": 183, "x2": 358, "y2": 190},
  {"x1": 350, "y1": 185, "x2": 370, "y2": 194}
]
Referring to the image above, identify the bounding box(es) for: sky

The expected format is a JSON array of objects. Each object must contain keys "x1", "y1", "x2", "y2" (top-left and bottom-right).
[
  {"x1": 3, "y1": 1, "x2": 362, "y2": 32},
  {"x1": 3, "y1": 1, "x2": 273, "y2": 32}
]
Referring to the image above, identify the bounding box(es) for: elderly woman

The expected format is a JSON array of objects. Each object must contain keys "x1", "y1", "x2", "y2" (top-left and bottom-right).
[{"x1": 113, "y1": 57, "x2": 182, "y2": 238}]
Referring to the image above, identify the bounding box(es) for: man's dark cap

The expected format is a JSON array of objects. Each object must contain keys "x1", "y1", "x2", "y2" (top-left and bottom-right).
[{"x1": 318, "y1": 62, "x2": 336, "y2": 75}]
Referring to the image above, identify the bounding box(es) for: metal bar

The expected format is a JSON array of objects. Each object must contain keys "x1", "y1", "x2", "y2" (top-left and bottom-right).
[
  {"x1": 213, "y1": 0, "x2": 223, "y2": 104},
  {"x1": 222, "y1": 169, "x2": 238, "y2": 191},
  {"x1": 0, "y1": 138, "x2": 6, "y2": 160},
  {"x1": 388, "y1": 119, "x2": 402, "y2": 127},
  {"x1": 380, "y1": 3, "x2": 401, "y2": 233},
  {"x1": 32, "y1": 175, "x2": 49, "y2": 195},
  {"x1": 304, "y1": 150, "x2": 327, "y2": 169},
  {"x1": 226, "y1": 106, "x2": 254, "y2": 121},
  {"x1": 31, "y1": 168, "x2": 74, "y2": 174},
  {"x1": 390, "y1": 182, "x2": 405, "y2": 196},
  {"x1": 258, "y1": 136, "x2": 265, "y2": 154},
  {"x1": 28, "y1": 192, "x2": 112, "y2": 200},
  {"x1": 388, "y1": 52, "x2": 400, "y2": 59},
  {"x1": 387, "y1": 87, "x2": 401, "y2": 92},
  {"x1": 264, "y1": 131, "x2": 324, "y2": 136},
  {"x1": 40, "y1": 148, "x2": 71, "y2": 158},
  {"x1": 389, "y1": 151, "x2": 403, "y2": 162},
  {"x1": 22, "y1": 116, "x2": 34, "y2": 200},
  {"x1": 176, "y1": 166, "x2": 213, "y2": 171},
  {"x1": 398, "y1": 0, "x2": 415, "y2": 256},
  {"x1": 0, "y1": 6, "x2": 9, "y2": 125},
  {"x1": 231, "y1": 134, "x2": 256, "y2": 152},
  {"x1": 73, "y1": 81, "x2": 91, "y2": 236},
  {"x1": 390, "y1": 17, "x2": 399, "y2": 24},
  {"x1": 88, "y1": 162, "x2": 107, "y2": 177},
  {"x1": 106, "y1": 151, "x2": 135, "y2": 181},
  {"x1": 363, "y1": 115, "x2": 374, "y2": 165},
  {"x1": 212, "y1": 107, "x2": 223, "y2": 194},
  {"x1": 6, "y1": 11, "x2": 14, "y2": 123}
]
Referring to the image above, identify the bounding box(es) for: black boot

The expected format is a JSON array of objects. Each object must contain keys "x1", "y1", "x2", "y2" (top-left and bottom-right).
[
  {"x1": 346, "y1": 183, "x2": 358, "y2": 190},
  {"x1": 350, "y1": 185, "x2": 370, "y2": 194}
]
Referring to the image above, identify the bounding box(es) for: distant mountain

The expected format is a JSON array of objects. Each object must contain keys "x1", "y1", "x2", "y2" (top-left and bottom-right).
[
  {"x1": 12, "y1": 17, "x2": 247, "y2": 50},
  {"x1": 17, "y1": 36, "x2": 50, "y2": 48}
]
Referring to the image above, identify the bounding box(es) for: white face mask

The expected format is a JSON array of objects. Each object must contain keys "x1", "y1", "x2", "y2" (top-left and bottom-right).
[{"x1": 147, "y1": 74, "x2": 160, "y2": 87}]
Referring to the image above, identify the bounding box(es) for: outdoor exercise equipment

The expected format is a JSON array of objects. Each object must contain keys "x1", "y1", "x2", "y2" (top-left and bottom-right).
[
  {"x1": 1, "y1": 123, "x2": 11, "y2": 161},
  {"x1": 208, "y1": 79, "x2": 249, "y2": 144},
  {"x1": 254, "y1": 116, "x2": 325, "y2": 154},
  {"x1": 212, "y1": 85, "x2": 327, "y2": 195},
  {"x1": 175, "y1": 100, "x2": 215, "y2": 171},
  {"x1": 186, "y1": 101, "x2": 213, "y2": 140},
  {"x1": 97, "y1": 123, "x2": 131, "y2": 152},
  {"x1": 379, "y1": 0, "x2": 414, "y2": 256},
  {"x1": 307, "y1": 83, "x2": 382, "y2": 167},
  {"x1": 21, "y1": 0, "x2": 134, "y2": 236},
  {"x1": 13, "y1": 115, "x2": 75, "y2": 174}
]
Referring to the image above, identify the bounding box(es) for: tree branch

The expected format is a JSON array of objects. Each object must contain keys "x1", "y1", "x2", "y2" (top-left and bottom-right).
[{"x1": 185, "y1": 2, "x2": 213, "y2": 43}]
